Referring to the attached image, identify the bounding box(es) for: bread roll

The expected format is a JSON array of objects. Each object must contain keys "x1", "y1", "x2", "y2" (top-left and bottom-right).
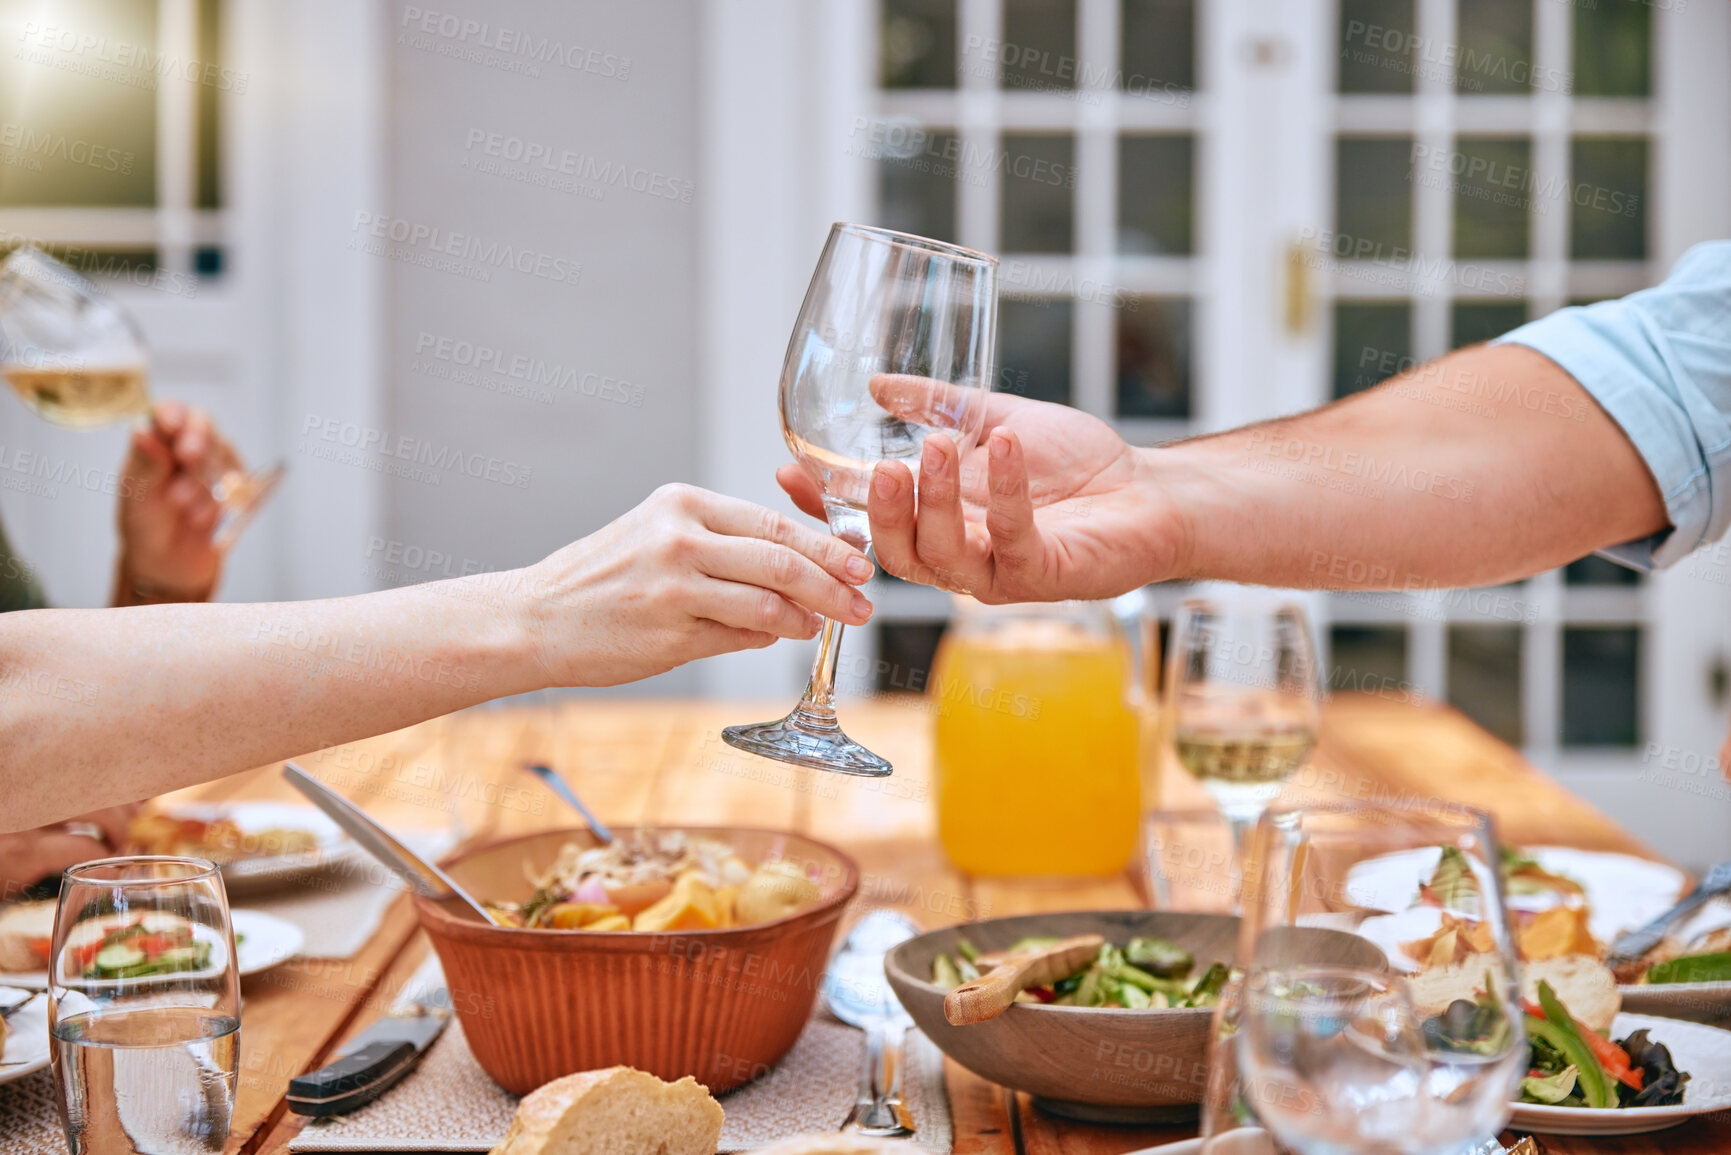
[
  {"x1": 1405, "y1": 954, "x2": 1621, "y2": 1035},
  {"x1": 1403, "y1": 960, "x2": 1492, "y2": 1020},
  {"x1": 489, "y1": 1066, "x2": 722, "y2": 1155},
  {"x1": 1521, "y1": 955, "x2": 1622, "y2": 1034}
]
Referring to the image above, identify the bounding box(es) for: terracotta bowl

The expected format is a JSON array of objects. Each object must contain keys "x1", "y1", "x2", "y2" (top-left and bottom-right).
[
  {"x1": 886, "y1": 910, "x2": 1386, "y2": 1125},
  {"x1": 414, "y1": 825, "x2": 858, "y2": 1095}
]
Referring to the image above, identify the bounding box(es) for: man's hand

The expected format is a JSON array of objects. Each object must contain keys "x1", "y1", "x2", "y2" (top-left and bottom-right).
[
  {"x1": 778, "y1": 382, "x2": 1185, "y2": 602},
  {"x1": 115, "y1": 401, "x2": 228, "y2": 604}
]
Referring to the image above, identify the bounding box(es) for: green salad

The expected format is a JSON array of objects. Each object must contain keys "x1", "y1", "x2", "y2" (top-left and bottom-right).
[
  {"x1": 73, "y1": 917, "x2": 212, "y2": 980},
  {"x1": 930, "y1": 934, "x2": 1231, "y2": 1009},
  {"x1": 1518, "y1": 981, "x2": 1688, "y2": 1109},
  {"x1": 1644, "y1": 952, "x2": 1731, "y2": 985}
]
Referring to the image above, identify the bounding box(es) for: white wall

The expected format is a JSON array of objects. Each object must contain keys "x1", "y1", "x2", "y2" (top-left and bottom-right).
[
  {"x1": 694, "y1": 0, "x2": 878, "y2": 703},
  {"x1": 379, "y1": 0, "x2": 704, "y2": 693}
]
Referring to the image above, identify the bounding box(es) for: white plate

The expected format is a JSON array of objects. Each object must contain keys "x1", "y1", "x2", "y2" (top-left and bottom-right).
[
  {"x1": 1509, "y1": 1012, "x2": 1731, "y2": 1135},
  {"x1": 1345, "y1": 846, "x2": 1686, "y2": 946},
  {"x1": 148, "y1": 802, "x2": 363, "y2": 895},
  {"x1": 0, "y1": 985, "x2": 50, "y2": 1086},
  {"x1": 0, "y1": 907, "x2": 303, "y2": 988},
  {"x1": 230, "y1": 909, "x2": 304, "y2": 976}
]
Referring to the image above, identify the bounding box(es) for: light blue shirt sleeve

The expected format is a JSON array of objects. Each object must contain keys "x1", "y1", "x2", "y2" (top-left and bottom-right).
[{"x1": 1494, "y1": 239, "x2": 1731, "y2": 570}]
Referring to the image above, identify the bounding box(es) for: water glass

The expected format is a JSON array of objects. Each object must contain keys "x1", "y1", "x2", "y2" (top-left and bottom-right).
[
  {"x1": 1201, "y1": 803, "x2": 1524, "y2": 1155},
  {"x1": 48, "y1": 856, "x2": 240, "y2": 1155}
]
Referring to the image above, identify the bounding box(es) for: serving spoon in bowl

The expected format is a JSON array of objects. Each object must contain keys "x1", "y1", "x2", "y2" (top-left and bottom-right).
[
  {"x1": 284, "y1": 761, "x2": 499, "y2": 926},
  {"x1": 943, "y1": 934, "x2": 1105, "y2": 1026},
  {"x1": 523, "y1": 763, "x2": 614, "y2": 844}
]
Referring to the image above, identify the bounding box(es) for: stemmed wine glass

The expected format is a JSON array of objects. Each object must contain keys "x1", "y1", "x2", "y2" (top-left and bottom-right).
[
  {"x1": 1201, "y1": 803, "x2": 1525, "y2": 1155},
  {"x1": 1168, "y1": 595, "x2": 1321, "y2": 894},
  {"x1": 723, "y1": 223, "x2": 997, "y2": 775},
  {"x1": 0, "y1": 247, "x2": 283, "y2": 547}
]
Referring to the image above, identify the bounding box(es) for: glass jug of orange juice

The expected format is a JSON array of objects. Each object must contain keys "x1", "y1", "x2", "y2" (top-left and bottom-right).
[{"x1": 931, "y1": 598, "x2": 1142, "y2": 876}]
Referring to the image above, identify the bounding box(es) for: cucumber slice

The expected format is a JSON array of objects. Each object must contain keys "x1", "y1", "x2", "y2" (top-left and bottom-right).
[
  {"x1": 94, "y1": 942, "x2": 147, "y2": 972},
  {"x1": 154, "y1": 946, "x2": 204, "y2": 968}
]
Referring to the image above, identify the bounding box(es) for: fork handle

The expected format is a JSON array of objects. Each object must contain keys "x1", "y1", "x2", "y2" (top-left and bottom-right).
[
  {"x1": 842, "y1": 1017, "x2": 914, "y2": 1138},
  {"x1": 1608, "y1": 882, "x2": 1717, "y2": 963}
]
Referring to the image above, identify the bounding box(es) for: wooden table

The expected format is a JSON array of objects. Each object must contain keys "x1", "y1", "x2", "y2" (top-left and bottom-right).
[{"x1": 155, "y1": 694, "x2": 1717, "y2": 1155}]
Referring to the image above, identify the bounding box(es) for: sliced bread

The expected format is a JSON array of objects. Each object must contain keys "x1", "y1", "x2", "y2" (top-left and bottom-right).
[{"x1": 0, "y1": 901, "x2": 57, "y2": 973}]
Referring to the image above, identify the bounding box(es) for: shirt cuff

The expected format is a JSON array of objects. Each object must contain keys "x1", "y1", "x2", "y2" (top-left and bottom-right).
[{"x1": 1497, "y1": 308, "x2": 1710, "y2": 570}]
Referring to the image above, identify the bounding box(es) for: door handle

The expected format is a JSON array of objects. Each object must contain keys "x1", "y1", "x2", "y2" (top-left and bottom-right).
[{"x1": 1284, "y1": 238, "x2": 1314, "y2": 336}]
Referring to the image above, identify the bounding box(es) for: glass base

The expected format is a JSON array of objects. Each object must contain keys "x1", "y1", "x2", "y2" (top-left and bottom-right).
[
  {"x1": 213, "y1": 461, "x2": 285, "y2": 548},
  {"x1": 722, "y1": 703, "x2": 893, "y2": 777}
]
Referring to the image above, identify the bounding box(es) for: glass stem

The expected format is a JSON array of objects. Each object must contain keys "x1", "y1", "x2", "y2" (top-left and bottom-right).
[
  {"x1": 1226, "y1": 814, "x2": 1253, "y2": 911},
  {"x1": 797, "y1": 617, "x2": 846, "y2": 716}
]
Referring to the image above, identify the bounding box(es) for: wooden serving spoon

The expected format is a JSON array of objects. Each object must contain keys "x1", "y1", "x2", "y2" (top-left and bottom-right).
[{"x1": 943, "y1": 934, "x2": 1105, "y2": 1025}]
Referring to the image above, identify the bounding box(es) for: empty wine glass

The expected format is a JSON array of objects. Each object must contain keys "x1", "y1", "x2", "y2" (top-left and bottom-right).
[
  {"x1": 723, "y1": 223, "x2": 997, "y2": 775},
  {"x1": 0, "y1": 247, "x2": 283, "y2": 547},
  {"x1": 49, "y1": 856, "x2": 241, "y2": 1155},
  {"x1": 1168, "y1": 595, "x2": 1321, "y2": 898}
]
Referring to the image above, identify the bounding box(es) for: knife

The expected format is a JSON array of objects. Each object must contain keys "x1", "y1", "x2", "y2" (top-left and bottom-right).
[
  {"x1": 286, "y1": 991, "x2": 451, "y2": 1116},
  {"x1": 1606, "y1": 860, "x2": 1731, "y2": 966},
  {"x1": 283, "y1": 761, "x2": 498, "y2": 926}
]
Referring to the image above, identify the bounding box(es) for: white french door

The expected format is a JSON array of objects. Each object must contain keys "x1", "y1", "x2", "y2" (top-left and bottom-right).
[{"x1": 838, "y1": 0, "x2": 1731, "y2": 865}]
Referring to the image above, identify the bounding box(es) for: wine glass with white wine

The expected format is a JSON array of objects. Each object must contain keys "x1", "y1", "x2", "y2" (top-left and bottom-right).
[
  {"x1": 723, "y1": 223, "x2": 997, "y2": 775},
  {"x1": 1167, "y1": 596, "x2": 1321, "y2": 898},
  {"x1": 0, "y1": 247, "x2": 282, "y2": 546}
]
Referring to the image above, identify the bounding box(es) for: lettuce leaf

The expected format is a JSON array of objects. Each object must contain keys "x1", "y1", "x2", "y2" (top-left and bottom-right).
[{"x1": 1521, "y1": 1065, "x2": 1580, "y2": 1105}]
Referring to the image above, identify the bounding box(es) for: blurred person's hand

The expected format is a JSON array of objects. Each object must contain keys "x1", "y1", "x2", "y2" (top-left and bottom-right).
[
  {"x1": 114, "y1": 401, "x2": 228, "y2": 604},
  {"x1": 778, "y1": 380, "x2": 1182, "y2": 603},
  {"x1": 520, "y1": 483, "x2": 875, "y2": 687},
  {"x1": 0, "y1": 804, "x2": 137, "y2": 901}
]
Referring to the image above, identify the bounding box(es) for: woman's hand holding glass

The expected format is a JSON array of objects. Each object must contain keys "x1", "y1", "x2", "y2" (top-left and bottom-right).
[{"x1": 519, "y1": 483, "x2": 874, "y2": 689}]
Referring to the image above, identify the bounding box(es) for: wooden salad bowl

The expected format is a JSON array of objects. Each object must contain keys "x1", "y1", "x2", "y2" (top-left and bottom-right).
[
  {"x1": 415, "y1": 825, "x2": 857, "y2": 1095},
  {"x1": 886, "y1": 909, "x2": 1386, "y2": 1124}
]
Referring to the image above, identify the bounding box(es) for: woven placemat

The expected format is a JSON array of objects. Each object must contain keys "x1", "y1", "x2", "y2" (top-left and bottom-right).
[
  {"x1": 0, "y1": 1070, "x2": 65, "y2": 1155},
  {"x1": 290, "y1": 958, "x2": 953, "y2": 1153},
  {"x1": 289, "y1": 1015, "x2": 951, "y2": 1153},
  {"x1": 245, "y1": 830, "x2": 456, "y2": 960}
]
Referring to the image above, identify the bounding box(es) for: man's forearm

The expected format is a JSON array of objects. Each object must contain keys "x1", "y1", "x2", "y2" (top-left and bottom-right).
[
  {"x1": 0, "y1": 570, "x2": 540, "y2": 831},
  {"x1": 1157, "y1": 343, "x2": 1669, "y2": 589}
]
